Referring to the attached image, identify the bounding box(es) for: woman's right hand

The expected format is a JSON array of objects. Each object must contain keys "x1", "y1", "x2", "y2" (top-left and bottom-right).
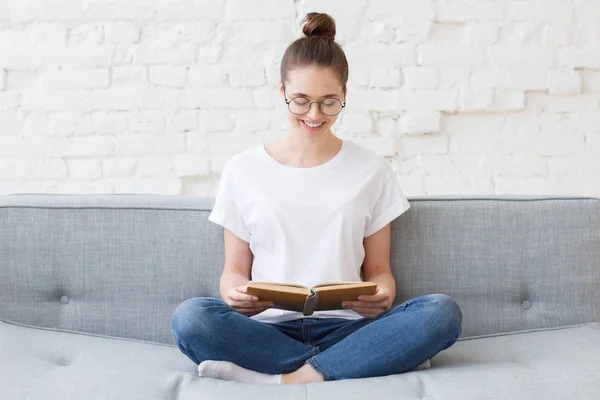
[{"x1": 225, "y1": 285, "x2": 274, "y2": 317}]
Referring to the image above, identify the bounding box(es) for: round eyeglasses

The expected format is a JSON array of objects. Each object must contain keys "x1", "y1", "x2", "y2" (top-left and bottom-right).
[{"x1": 284, "y1": 89, "x2": 346, "y2": 116}]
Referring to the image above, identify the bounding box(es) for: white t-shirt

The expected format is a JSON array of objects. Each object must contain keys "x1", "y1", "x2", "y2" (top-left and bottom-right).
[{"x1": 207, "y1": 139, "x2": 411, "y2": 324}]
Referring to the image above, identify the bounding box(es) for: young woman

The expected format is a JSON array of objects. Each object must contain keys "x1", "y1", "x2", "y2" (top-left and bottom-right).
[{"x1": 171, "y1": 12, "x2": 463, "y2": 385}]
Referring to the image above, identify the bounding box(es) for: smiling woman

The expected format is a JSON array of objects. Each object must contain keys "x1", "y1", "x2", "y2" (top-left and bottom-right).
[{"x1": 171, "y1": 11, "x2": 462, "y2": 386}]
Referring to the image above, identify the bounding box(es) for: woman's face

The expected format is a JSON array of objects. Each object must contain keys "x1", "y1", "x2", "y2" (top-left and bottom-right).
[{"x1": 279, "y1": 66, "x2": 345, "y2": 140}]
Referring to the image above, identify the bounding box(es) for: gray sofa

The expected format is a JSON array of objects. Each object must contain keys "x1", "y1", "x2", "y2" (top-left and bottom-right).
[{"x1": 1, "y1": 193, "x2": 599, "y2": 399}]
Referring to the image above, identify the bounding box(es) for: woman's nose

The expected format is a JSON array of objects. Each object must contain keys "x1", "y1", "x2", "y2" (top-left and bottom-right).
[{"x1": 306, "y1": 103, "x2": 323, "y2": 120}]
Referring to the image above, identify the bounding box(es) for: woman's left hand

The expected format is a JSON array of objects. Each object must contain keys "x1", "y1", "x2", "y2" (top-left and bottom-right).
[{"x1": 342, "y1": 287, "x2": 392, "y2": 319}]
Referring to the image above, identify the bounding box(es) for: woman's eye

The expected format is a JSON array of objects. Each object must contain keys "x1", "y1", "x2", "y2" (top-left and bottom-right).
[
  {"x1": 293, "y1": 98, "x2": 309, "y2": 105},
  {"x1": 323, "y1": 99, "x2": 337, "y2": 106}
]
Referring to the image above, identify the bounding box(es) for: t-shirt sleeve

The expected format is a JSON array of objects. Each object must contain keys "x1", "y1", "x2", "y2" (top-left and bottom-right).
[
  {"x1": 207, "y1": 157, "x2": 251, "y2": 243},
  {"x1": 364, "y1": 161, "x2": 411, "y2": 237}
]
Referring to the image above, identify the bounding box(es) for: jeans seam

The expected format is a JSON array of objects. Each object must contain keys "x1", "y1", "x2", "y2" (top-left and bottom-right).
[{"x1": 306, "y1": 357, "x2": 331, "y2": 381}]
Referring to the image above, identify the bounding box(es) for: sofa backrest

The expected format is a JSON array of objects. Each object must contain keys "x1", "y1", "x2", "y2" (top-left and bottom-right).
[{"x1": 1, "y1": 194, "x2": 599, "y2": 345}]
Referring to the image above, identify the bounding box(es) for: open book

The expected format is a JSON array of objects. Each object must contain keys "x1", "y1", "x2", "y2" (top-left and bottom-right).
[{"x1": 246, "y1": 281, "x2": 378, "y2": 316}]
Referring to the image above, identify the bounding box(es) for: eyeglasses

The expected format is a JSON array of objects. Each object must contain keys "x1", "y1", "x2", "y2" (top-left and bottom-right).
[{"x1": 283, "y1": 88, "x2": 346, "y2": 116}]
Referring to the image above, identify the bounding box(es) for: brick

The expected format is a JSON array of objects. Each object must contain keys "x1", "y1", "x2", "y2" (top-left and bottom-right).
[
  {"x1": 252, "y1": 87, "x2": 280, "y2": 110},
  {"x1": 150, "y1": 0, "x2": 224, "y2": 21},
  {"x1": 489, "y1": 45, "x2": 556, "y2": 67},
  {"x1": 352, "y1": 136, "x2": 397, "y2": 157},
  {"x1": 168, "y1": 112, "x2": 198, "y2": 132},
  {"x1": 402, "y1": 67, "x2": 438, "y2": 89},
  {"x1": 582, "y1": 69, "x2": 600, "y2": 92},
  {"x1": 559, "y1": 47, "x2": 600, "y2": 68},
  {"x1": 525, "y1": 92, "x2": 598, "y2": 112},
  {"x1": 493, "y1": 177, "x2": 559, "y2": 195},
  {"x1": 438, "y1": 67, "x2": 470, "y2": 89},
  {"x1": 365, "y1": 22, "x2": 396, "y2": 43},
  {"x1": 435, "y1": 2, "x2": 504, "y2": 22},
  {"x1": 466, "y1": 23, "x2": 500, "y2": 44},
  {"x1": 399, "y1": 111, "x2": 441, "y2": 135},
  {"x1": 515, "y1": 112, "x2": 587, "y2": 156},
  {"x1": 540, "y1": 23, "x2": 572, "y2": 46},
  {"x1": 425, "y1": 175, "x2": 494, "y2": 195},
  {"x1": 49, "y1": 137, "x2": 115, "y2": 158},
  {"x1": 199, "y1": 110, "x2": 234, "y2": 132},
  {"x1": 149, "y1": 66, "x2": 186, "y2": 88},
  {"x1": 207, "y1": 133, "x2": 264, "y2": 154},
  {"x1": 5, "y1": 71, "x2": 39, "y2": 90},
  {"x1": 92, "y1": 111, "x2": 129, "y2": 135},
  {"x1": 225, "y1": 0, "x2": 294, "y2": 20},
  {"x1": 173, "y1": 154, "x2": 210, "y2": 177},
  {"x1": 111, "y1": 178, "x2": 181, "y2": 194},
  {"x1": 0, "y1": 158, "x2": 38, "y2": 179},
  {"x1": 347, "y1": 63, "x2": 370, "y2": 86},
  {"x1": 227, "y1": 66, "x2": 265, "y2": 87},
  {"x1": 51, "y1": 112, "x2": 95, "y2": 136},
  {"x1": 9, "y1": 0, "x2": 84, "y2": 22},
  {"x1": 345, "y1": 88, "x2": 397, "y2": 112},
  {"x1": 188, "y1": 66, "x2": 226, "y2": 86},
  {"x1": 42, "y1": 67, "x2": 109, "y2": 90},
  {"x1": 104, "y1": 22, "x2": 139, "y2": 44},
  {"x1": 67, "y1": 159, "x2": 102, "y2": 180},
  {"x1": 506, "y1": 1, "x2": 572, "y2": 22},
  {"x1": 181, "y1": 21, "x2": 215, "y2": 43},
  {"x1": 0, "y1": 91, "x2": 18, "y2": 111},
  {"x1": 396, "y1": 89, "x2": 458, "y2": 112},
  {"x1": 232, "y1": 111, "x2": 271, "y2": 133},
  {"x1": 131, "y1": 111, "x2": 165, "y2": 134},
  {"x1": 46, "y1": 45, "x2": 114, "y2": 67},
  {"x1": 0, "y1": 138, "x2": 49, "y2": 157},
  {"x1": 339, "y1": 113, "x2": 373, "y2": 134},
  {"x1": 398, "y1": 134, "x2": 448, "y2": 159},
  {"x1": 28, "y1": 23, "x2": 68, "y2": 45},
  {"x1": 345, "y1": 43, "x2": 415, "y2": 67},
  {"x1": 369, "y1": 67, "x2": 402, "y2": 88},
  {"x1": 117, "y1": 134, "x2": 185, "y2": 155},
  {"x1": 367, "y1": 0, "x2": 434, "y2": 20},
  {"x1": 134, "y1": 44, "x2": 197, "y2": 65},
  {"x1": 500, "y1": 22, "x2": 537, "y2": 44},
  {"x1": 68, "y1": 24, "x2": 104, "y2": 45},
  {"x1": 395, "y1": 19, "x2": 432, "y2": 42},
  {"x1": 57, "y1": 181, "x2": 114, "y2": 194},
  {"x1": 548, "y1": 70, "x2": 582, "y2": 94},
  {"x1": 102, "y1": 158, "x2": 136, "y2": 178},
  {"x1": 187, "y1": 132, "x2": 209, "y2": 154},
  {"x1": 470, "y1": 68, "x2": 548, "y2": 91},
  {"x1": 112, "y1": 66, "x2": 146, "y2": 86},
  {"x1": 33, "y1": 159, "x2": 68, "y2": 180},
  {"x1": 459, "y1": 89, "x2": 493, "y2": 111},
  {"x1": 0, "y1": 111, "x2": 21, "y2": 134},
  {"x1": 491, "y1": 90, "x2": 526, "y2": 111},
  {"x1": 186, "y1": 87, "x2": 253, "y2": 109},
  {"x1": 136, "y1": 156, "x2": 173, "y2": 177},
  {"x1": 418, "y1": 44, "x2": 485, "y2": 66},
  {"x1": 375, "y1": 116, "x2": 398, "y2": 137},
  {"x1": 82, "y1": 0, "x2": 160, "y2": 20},
  {"x1": 576, "y1": 1, "x2": 600, "y2": 25}
]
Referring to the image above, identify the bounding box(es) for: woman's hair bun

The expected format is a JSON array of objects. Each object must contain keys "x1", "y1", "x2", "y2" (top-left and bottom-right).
[{"x1": 301, "y1": 12, "x2": 336, "y2": 41}]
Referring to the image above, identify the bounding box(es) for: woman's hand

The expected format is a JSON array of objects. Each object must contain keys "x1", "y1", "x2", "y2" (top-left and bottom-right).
[
  {"x1": 342, "y1": 287, "x2": 392, "y2": 319},
  {"x1": 225, "y1": 285, "x2": 274, "y2": 317}
]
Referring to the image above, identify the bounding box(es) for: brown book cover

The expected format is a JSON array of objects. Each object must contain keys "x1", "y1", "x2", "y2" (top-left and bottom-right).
[{"x1": 246, "y1": 281, "x2": 378, "y2": 316}]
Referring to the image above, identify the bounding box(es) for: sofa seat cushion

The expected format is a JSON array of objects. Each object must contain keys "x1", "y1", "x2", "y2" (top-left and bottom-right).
[{"x1": 1, "y1": 320, "x2": 599, "y2": 400}]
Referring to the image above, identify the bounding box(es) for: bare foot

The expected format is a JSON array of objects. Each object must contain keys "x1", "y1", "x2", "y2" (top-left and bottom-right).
[{"x1": 281, "y1": 363, "x2": 324, "y2": 384}]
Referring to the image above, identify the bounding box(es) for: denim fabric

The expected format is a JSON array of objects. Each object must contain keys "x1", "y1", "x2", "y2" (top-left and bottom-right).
[{"x1": 171, "y1": 293, "x2": 463, "y2": 381}]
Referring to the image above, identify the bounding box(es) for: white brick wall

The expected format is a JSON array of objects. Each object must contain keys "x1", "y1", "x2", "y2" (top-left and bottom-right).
[{"x1": 0, "y1": 0, "x2": 599, "y2": 197}]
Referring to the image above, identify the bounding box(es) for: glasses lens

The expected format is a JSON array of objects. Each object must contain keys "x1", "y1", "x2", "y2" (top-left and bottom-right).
[
  {"x1": 289, "y1": 98, "x2": 310, "y2": 115},
  {"x1": 288, "y1": 98, "x2": 343, "y2": 116},
  {"x1": 320, "y1": 99, "x2": 343, "y2": 116}
]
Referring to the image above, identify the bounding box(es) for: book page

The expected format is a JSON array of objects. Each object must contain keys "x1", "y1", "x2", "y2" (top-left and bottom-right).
[
  {"x1": 248, "y1": 282, "x2": 310, "y2": 295},
  {"x1": 312, "y1": 281, "x2": 376, "y2": 290}
]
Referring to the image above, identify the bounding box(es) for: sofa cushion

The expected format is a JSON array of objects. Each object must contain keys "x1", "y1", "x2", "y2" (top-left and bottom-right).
[{"x1": 2, "y1": 319, "x2": 599, "y2": 399}]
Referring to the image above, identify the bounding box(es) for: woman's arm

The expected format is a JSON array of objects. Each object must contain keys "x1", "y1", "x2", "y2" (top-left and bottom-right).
[
  {"x1": 342, "y1": 223, "x2": 397, "y2": 318},
  {"x1": 219, "y1": 228, "x2": 253, "y2": 301}
]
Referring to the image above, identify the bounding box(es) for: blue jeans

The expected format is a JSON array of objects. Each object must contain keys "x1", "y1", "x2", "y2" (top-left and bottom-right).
[{"x1": 171, "y1": 293, "x2": 462, "y2": 381}]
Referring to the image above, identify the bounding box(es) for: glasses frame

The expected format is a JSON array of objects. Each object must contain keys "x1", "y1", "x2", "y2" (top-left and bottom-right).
[{"x1": 283, "y1": 88, "x2": 346, "y2": 116}]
